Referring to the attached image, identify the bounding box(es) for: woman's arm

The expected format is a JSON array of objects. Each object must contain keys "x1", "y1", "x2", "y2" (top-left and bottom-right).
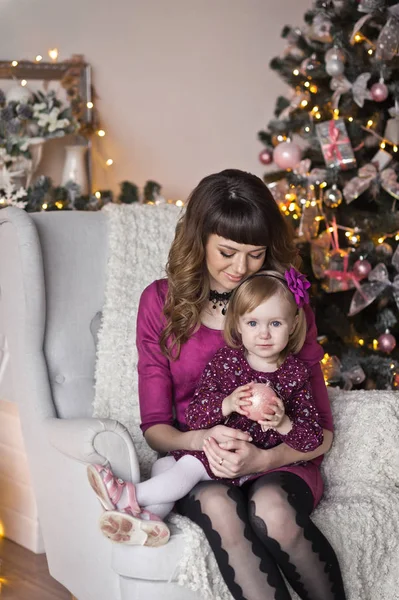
[
  {"x1": 254, "y1": 427, "x2": 333, "y2": 471},
  {"x1": 145, "y1": 422, "x2": 253, "y2": 454},
  {"x1": 138, "y1": 282, "x2": 252, "y2": 455},
  {"x1": 203, "y1": 427, "x2": 333, "y2": 479}
]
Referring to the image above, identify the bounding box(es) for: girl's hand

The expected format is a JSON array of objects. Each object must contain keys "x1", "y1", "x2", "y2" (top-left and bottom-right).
[
  {"x1": 222, "y1": 383, "x2": 253, "y2": 417},
  {"x1": 203, "y1": 437, "x2": 267, "y2": 479},
  {"x1": 258, "y1": 397, "x2": 291, "y2": 434},
  {"x1": 192, "y1": 424, "x2": 252, "y2": 451}
]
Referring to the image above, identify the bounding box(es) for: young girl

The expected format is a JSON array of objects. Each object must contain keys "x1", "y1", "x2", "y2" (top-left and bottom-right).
[{"x1": 88, "y1": 268, "x2": 323, "y2": 546}]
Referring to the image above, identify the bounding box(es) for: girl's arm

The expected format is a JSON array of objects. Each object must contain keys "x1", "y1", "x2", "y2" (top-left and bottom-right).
[
  {"x1": 261, "y1": 379, "x2": 323, "y2": 453},
  {"x1": 186, "y1": 354, "x2": 232, "y2": 430}
]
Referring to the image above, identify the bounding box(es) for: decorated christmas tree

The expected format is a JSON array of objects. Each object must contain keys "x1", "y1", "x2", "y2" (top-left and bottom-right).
[{"x1": 258, "y1": 0, "x2": 399, "y2": 389}]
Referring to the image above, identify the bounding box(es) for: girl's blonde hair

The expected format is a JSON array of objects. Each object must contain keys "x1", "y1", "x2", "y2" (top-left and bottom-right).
[
  {"x1": 160, "y1": 169, "x2": 300, "y2": 359},
  {"x1": 224, "y1": 270, "x2": 307, "y2": 361}
]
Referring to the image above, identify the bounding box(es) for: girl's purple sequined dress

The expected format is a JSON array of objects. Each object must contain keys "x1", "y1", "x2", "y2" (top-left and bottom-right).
[{"x1": 172, "y1": 348, "x2": 323, "y2": 485}]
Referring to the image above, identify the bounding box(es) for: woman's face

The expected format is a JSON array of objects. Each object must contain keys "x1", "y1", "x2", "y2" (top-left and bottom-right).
[{"x1": 205, "y1": 234, "x2": 267, "y2": 292}]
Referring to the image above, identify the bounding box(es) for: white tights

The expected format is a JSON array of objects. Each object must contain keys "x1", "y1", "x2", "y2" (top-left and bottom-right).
[{"x1": 136, "y1": 455, "x2": 211, "y2": 519}]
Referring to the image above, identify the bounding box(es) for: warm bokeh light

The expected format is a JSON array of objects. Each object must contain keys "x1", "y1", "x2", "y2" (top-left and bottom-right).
[{"x1": 48, "y1": 48, "x2": 58, "y2": 61}]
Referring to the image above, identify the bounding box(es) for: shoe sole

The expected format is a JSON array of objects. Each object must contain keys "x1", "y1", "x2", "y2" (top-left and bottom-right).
[
  {"x1": 87, "y1": 464, "x2": 115, "y2": 511},
  {"x1": 99, "y1": 510, "x2": 170, "y2": 547}
]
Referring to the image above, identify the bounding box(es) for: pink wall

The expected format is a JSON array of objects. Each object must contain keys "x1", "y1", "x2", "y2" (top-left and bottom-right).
[{"x1": 0, "y1": 0, "x2": 311, "y2": 200}]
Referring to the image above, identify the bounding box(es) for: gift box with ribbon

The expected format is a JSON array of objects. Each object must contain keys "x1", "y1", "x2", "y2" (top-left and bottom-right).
[
  {"x1": 316, "y1": 118, "x2": 357, "y2": 171},
  {"x1": 322, "y1": 250, "x2": 365, "y2": 294}
]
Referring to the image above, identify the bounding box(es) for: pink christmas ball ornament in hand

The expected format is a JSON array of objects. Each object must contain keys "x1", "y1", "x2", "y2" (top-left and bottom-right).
[{"x1": 245, "y1": 382, "x2": 279, "y2": 421}]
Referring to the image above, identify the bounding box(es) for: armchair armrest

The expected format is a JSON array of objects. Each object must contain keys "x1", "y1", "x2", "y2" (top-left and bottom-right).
[{"x1": 44, "y1": 417, "x2": 140, "y2": 482}]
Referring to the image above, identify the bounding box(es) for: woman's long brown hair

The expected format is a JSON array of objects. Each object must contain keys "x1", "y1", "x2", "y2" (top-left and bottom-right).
[{"x1": 160, "y1": 169, "x2": 299, "y2": 359}]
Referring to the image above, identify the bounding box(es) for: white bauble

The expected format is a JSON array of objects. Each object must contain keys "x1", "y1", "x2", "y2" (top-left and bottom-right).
[
  {"x1": 326, "y1": 59, "x2": 345, "y2": 77},
  {"x1": 6, "y1": 84, "x2": 33, "y2": 104}
]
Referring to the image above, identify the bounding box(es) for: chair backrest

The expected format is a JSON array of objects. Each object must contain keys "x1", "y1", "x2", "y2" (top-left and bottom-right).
[
  {"x1": 32, "y1": 209, "x2": 108, "y2": 418},
  {"x1": 0, "y1": 207, "x2": 108, "y2": 420}
]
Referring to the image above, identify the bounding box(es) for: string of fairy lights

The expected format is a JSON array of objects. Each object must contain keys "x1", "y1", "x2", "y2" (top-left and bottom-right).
[
  {"x1": 276, "y1": 27, "x2": 399, "y2": 252},
  {"x1": 10, "y1": 48, "x2": 114, "y2": 170},
  {"x1": 7, "y1": 48, "x2": 185, "y2": 207}
]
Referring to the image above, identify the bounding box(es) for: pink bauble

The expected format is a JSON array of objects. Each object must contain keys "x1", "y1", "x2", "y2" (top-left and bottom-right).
[
  {"x1": 370, "y1": 82, "x2": 389, "y2": 103},
  {"x1": 353, "y1": 259, "x2": 372, "y2": 280},
  {"x1": 259, "y1": 148, "x2": 273, "y2": 165},
  {"x1": 378, "y1": 332, "x2": 396, "y2": 354},
  {"x1": 245, "y1": 383, "x2": 278, "y2": 422},
  {"x1": 273, "y1": 141, "x2": 302, "y2": 170}
]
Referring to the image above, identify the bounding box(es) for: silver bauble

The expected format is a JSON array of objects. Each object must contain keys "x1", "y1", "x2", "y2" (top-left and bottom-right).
[
  {"x1": 323, "y1": 184, "x2": 343, "y2": 208},
  {"x1": 325, "y1": 59, "x2": 345, "y2": 77},
  {"x1": 325, "y1": 47, "x2": 346, "y2": 64}
]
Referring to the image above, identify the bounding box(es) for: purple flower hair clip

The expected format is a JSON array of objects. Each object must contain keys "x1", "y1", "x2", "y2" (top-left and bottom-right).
[{"x1": 284, "y1": 267, "x2": 311, "y2": 308}]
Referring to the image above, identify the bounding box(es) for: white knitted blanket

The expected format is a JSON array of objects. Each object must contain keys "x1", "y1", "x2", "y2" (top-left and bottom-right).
[{"x1": 94, "y1": 204, "x2": 399, "y2": 600}]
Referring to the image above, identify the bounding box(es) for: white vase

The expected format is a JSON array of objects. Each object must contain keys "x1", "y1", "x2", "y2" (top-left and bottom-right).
[{"x1": 61, "y1": 145, "x2": 88, "y2": 194}]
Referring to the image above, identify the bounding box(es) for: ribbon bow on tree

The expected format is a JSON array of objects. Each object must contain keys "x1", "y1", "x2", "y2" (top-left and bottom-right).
[
  {"x1": 375, "y1": 3, "x2": 399, "y2": 61},
  {"x1": 352, "y1": 3, "x2": 399, "y2": 61},
  {"x1": 343, "y1": 163, "x2": 399, "y2": 204},
  {"x1": 330, "y1": 73, "x2": 372, "y2": 108},
  {"x1": 293, "y1": 158, "x2": 329, "y2": 184},
  {"x1": 321, "y1": 354, "x2": 366, "y2": 390},
  {"x1": 348, "y1": 247, "x2": 399, "y2": 316}
]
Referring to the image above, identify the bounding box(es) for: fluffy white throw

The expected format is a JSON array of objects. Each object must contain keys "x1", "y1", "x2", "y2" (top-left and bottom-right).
[{"x1": 94, "y1": 204, "x2": 399, "y2": 600}]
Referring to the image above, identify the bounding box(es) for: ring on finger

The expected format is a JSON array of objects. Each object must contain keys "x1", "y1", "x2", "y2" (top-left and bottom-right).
[{"x1": 219, "y1": 458, "x2": 224, "y2": 466}]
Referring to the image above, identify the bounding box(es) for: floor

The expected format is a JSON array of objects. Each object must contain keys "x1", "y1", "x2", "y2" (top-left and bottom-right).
[{"x1": 0, "y1": 537, "x2": 71, "y2": 600}]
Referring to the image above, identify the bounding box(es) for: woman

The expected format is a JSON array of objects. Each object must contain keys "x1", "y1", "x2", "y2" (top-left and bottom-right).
[{"x1": 96, "y1": 169, "x2": 346, "y2": 599}]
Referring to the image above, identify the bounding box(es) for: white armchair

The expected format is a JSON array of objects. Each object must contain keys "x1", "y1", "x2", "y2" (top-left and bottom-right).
[{"x1": 0, "y1": 207, "x2": 201, "y2": 600}]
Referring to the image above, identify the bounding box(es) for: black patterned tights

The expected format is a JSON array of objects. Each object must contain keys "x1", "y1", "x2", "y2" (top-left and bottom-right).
[{"x1": 176, "y1": 472, "x2": 346, "y2": 600}]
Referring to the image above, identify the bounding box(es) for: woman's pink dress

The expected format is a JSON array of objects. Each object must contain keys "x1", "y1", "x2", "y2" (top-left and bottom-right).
[{"x1": 137, "y1": 279, "x2": 333, "y2": 508}]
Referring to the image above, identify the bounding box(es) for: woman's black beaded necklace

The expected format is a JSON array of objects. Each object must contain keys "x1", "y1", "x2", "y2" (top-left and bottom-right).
[{"x1": 209, "y1": 290, "x2": 232, "y2": 316}]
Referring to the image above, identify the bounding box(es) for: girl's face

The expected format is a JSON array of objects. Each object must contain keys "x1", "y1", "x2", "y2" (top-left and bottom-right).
[
  {"x1": 237, "y1": 294, "x2": 298, "y2": 366},
  {"x1": 205, "y1": 234, "x2": 267, "y2": 293}
]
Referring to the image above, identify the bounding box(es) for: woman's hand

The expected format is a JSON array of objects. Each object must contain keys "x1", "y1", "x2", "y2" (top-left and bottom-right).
[
  {"x1": 203, "y1": 436, "x2": 270, "y2": 479},
  {"x1": 222, "y1": 383, "x2": 253, "y2": 417}
]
